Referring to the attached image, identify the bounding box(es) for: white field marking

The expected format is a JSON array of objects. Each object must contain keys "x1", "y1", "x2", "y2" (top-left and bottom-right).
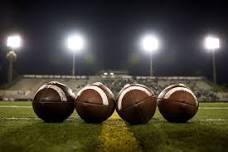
[
  {"x1": 0, "y1": 105, "x2": 227, "y2": 110},
  {"x1": 199, "y1": 107, "x2": 228, "y2": 110},
  {"x1": 76, "y1": 85, "x2": 109, "y2": 105},
  {"x1": 0, "y1": 105, "x2": 32, "y2": 108},
  {"x1": 200, "y1": 118, "x2": 228, "y2": 122},
  {"x1": 117, "y1": 86, "x2": 152, "y2": 110},
  {"x1": 0, "y1": 117, "x2": 227, "y2": 122},
  {"x1": 0, "y1": 117, "x2": 74, "y2": 120},
  {"x1": 0, "y1": 117, "x2": 39, "y2": 120}
]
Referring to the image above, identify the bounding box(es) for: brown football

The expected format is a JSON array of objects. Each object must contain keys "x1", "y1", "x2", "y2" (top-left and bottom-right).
[
  {"x1": 32, "y1": 81, "x2": 75, "y2": 122},
  {"x1": 116, "y1": 84, "x2": 156, "y2": 124},
  {"x1": 157, "y1": 83, "x2": 199, "y2": 123},
  {"x1": 75, "y1": 82, "x2": 115, "y2": 123}
]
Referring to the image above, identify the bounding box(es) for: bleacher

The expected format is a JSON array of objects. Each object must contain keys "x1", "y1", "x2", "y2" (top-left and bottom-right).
[
  {"x1": 0, "y1": 75, "x2": 88, "y2": 101},
  {"x1": 0, "y1": 74, "x2": 227, "y2": 101}
]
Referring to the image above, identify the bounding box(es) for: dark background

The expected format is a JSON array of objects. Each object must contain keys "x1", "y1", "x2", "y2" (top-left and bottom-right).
[{"x1": 0, "y1": 0, "x2": 228, "y2": 85}]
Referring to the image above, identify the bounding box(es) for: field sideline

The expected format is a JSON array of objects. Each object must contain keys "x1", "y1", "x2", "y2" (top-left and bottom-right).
[{"x1": 0, "y1": 102, "x2": 228, "y2": 152}]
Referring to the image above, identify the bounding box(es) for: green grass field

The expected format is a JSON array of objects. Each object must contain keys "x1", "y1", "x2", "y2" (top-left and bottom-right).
[{"x1": 0, "y1": 102, "x2": 228, "y2": 152}]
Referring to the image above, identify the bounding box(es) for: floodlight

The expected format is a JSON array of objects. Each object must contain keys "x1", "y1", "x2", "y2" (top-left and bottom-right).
[
  {"x1": 6, "y1": 34, "x2": 22, "y2": 83},
  {"x1": 6, "y1": 35, "x2": 22, "y2": 49},
  {"x1": 104, "y1": 72, "x2": 108, "y2": 76},
  {"x1": 204, "y1": 36, "x2": 220, "y2": 51},
  {"x1": 140, "y1": 34, "x2": 160, "y2": 76},
  {"x1": 67, "y1": 34, "x2": 84, "y2": 52},
  {"x1": 110, "y1": 72, "x2": 114, "y2": 76},
  {"x1": 66, "y1": 33, "x2": 85, "y2": 75},
  {"x1": 203, "y1": 35, "x2": 220, "y2": 84},
  {"x1": 141, "y1": 34, "x2": 159, "y2": 53}
]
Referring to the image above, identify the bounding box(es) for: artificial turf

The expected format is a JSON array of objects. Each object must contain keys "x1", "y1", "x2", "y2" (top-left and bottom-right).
[{"x1": 0, "y1": 102, "x2": 228, "y2": 152}]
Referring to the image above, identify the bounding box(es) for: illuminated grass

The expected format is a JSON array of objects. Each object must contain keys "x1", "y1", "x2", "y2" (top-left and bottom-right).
[
  {"x1": 0, "y1": 119, "x2": 101, "y2": 152},
  {"x1": 0, "y1": 101, "x2": 32, "y2": 106},
  {"x1": 0, "y1": 102, "x2": 228, "y2": 152},
  {"x1": 97, "y1": 113, "x2": 142, "y2": 152}
]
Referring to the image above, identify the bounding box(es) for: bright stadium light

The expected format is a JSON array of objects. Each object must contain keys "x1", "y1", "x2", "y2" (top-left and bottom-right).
[
  {"x1": 66, "y1": 33, "x2": 85, "y2": 76},
  {"x1": 141, "y1": 34, "x2": 160, "y2": 53},
  {"x1": 5, "y1": 34, "x2": 22, "y2": 83},
  {"x1": 6, "y1": 34, "x2": 22, "y2": 49},
  {"x1": 204, "y1": 36, "x2": 220, "y2": 51},
  {"x1": 140, "y1": 34, "x2": 160, "y2": 76},
  {"x1": 67, "y1": 34, "x2": 84, "y2": 52},
  {"x1": 203, "y1": 35, "x2": 220, "y2": 84}
]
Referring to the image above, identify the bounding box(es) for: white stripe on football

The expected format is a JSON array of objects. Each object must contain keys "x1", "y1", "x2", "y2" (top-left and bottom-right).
[
  {"x1": 77, "y1": 85, "x2": 109, "y2": 106},
  {"x1": 117, "y1": 86, "x2": 152, "y2": 110}
]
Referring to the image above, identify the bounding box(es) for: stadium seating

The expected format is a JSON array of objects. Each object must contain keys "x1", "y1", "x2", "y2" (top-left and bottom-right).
[{"x1": 0, "y1": 75, "x2": 227, "y2": 101}]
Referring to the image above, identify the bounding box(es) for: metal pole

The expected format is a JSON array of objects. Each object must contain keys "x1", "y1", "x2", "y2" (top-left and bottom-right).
[
  {"x1": 212, "y1": 49, "x2": 216, "y2": 84},
  {"x1": 8, "y1": 60, "x2": 13, "y2": 83},
  {"x1": 72, "y1": 52, "x2": 75, "y2": 76},
  {"x1": 150, "y1": 53, "x2": 153, "y2": 76}
]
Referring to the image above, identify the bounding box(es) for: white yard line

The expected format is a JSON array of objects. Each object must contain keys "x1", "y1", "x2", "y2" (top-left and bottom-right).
[
  {"x1": 199, "y1": 107, "x2": 228, "y2": 110},
  {"x1": 0, "y1": 118, "x2": 227, "y2": 122},
  {"x1": 0, "y1": 117, "x2": 39, "y2": 120},
  {"x1": 0, "y1": 117, "x2": 227, "y2": 122},
  {"x1": 201, "y1": 118, "x2": 228, "y2": 122},
  {"x1": 0, "y1": 117, "x2": 74, "y2": 120},
  {"x1": 0, "y1": 105, "x2": 32, "y2": 108},
  {"x1": 0, "y1": 105, "x2": 227, "y2": 110}
]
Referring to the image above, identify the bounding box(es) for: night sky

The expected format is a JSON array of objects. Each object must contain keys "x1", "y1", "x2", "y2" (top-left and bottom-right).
[{"x1": 0, "y1": 0, "x2": 228, "y2": 85}]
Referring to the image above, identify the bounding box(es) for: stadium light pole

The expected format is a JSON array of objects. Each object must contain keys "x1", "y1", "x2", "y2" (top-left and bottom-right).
[
  {"x1": 203, "y1": 35, "x2": 220, "y2": 84},
  {"x1": 140, "y1": 34, "x2": 160, "y2": 76},
  {"x1": 6, "y1": 34, "x2": 22, "y2": 83},
  {"x1": 66, "y1": 34, "x2": 85, "y2": 76}
]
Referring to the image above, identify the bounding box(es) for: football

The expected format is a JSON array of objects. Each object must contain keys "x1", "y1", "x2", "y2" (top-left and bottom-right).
[
  {"x1": 116, "y1": 84, "x2": 156, "y2": 124},
  {"x1": 157, "y1": 83, "x2": 199, "y2": 123},
  {"x1": 32, "y1": 81, "x2": 75, "y2": 122},
  {"x1": 75, "y1": 82, "x2": 115, "y2": 123}
]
